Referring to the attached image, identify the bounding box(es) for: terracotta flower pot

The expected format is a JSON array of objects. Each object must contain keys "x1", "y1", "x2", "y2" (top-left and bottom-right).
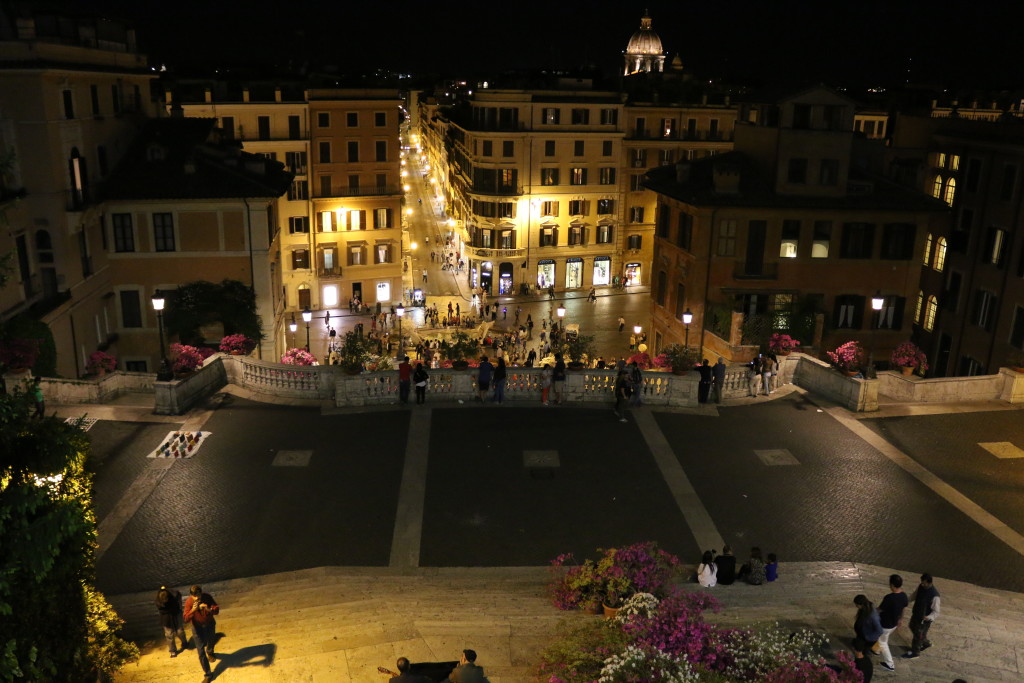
[
  {"x1": 900, "y1": 366, "x2": 914, "y2": 376},
  {"x1": 602, "y1": 603, "x2": 621, "y2": 619}
]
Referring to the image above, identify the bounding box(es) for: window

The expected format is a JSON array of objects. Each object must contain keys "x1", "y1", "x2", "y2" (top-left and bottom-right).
[
  {"x1": 965, "y1": 158, "x2": 981, "y2": 192},
  {"x1": 840, "y1": 222, "x2": 874, "y2": 258},
  {"x1": 600, "y1": 108, "x2": 617, "y2": 125},
  {"x1": 660, "y1": 149, "x2": 674, "y2": 165},
  {"x1": 597, "y1": 224, "x2": 613, "y2": 243},
  {"x1": 119, "y1": 290, "x2": 141, "y2": 328},
  {"x1": 630, "y1": 175, "x2": 645, "y2": 191},
  {"x1": 347, "y1": 245, "x2": 365, "y2": 265},
  {"x1": 90, "y1": 85, "x2": 100, "y2": 115},
  {"x1": 571, "y1": 108, "x2": 589, "y2": 124},
  {"x1": 631, "y1": 148, "x2": 647, "y2": 168},
  {"x1": 717, "y1": 220, "x2": 737, "y2": 256},
  {"x1": 498, "y1": 168, "x2": 516, "y2": 191},
  {"x1": 570, "y1": 168, "x2": 587, "y2": 185},
  {"x1": 820, "y1": 159, "x2": 839, "y2": 185},
  {"x1": 597, "y1": 198, "x2": 615, "y2": 214},
  {"x1": 318, "y1": 141, "x2": 331, "y2": 163},
  {"x1": 62, "y1": 89, "x2": 74, "y2": 119},
  {"x1": 540, "y1": 227, "x2": 558, "y2": 247},
  {"x1": 1001, "y1": 165, "x2": 1017, "y2": 201},
  {"x1": 945, "y1": 271, "x2": 962, "y2": 312},
  {"x1": 974, "y1": 291, "x2": 998, "y2": 330},
  {"x1": 111, "y1": 84, "x2": 121, "y2": 114},
  {"x1": 675, "y1": 284, "x2": 687, "y2": 318},
  {"x1": 318, "y1": 112, "x2": 330, "y2": 127},
  {"x1": 499, "y1": 229, "x2": 515, "y2": 249},
  {"x1": 543, "y1": 108, "x2": 560, "y2": 124},
  {"x1": 288, "y1": 180, "x2": 308, "y2": 200},
  {"x1": 541, "y1": 168, "x2": 559, "y2": 185},
  {"x1": 348, "y1": 174, "x2": 360, "y2": 192},
  {"x1": 881, "y1": 223, "x2": 916, "y2": 260},
  {"x1": 574, "y1": 140, "x2": 584, "y2": 156},
  {"x1": 112, "y1": 214, "x2": 134, "y2": 252},
  {"x1": 347, "y1": 141, "x2": 359, "y2": 162},
  {"x1": 257, "y1": 116, "x2": 270, "y2": 140},
  {"x1": 346, "y1": 112, "x2": 358, "y2": 127},
  {"x1": 289, "y1": 216, "x2": 309, "y2": 233},
  {"x1": 375, "y1": 140, "x2": 387, "y2": 162},
  {"x1": 347, "y1": 209, "x2": 366, "y2": 229},
  {"x1": 498, "y1": 202, "x2": 514, "y2": 219},
  {"x1": 152, "y1": 213, "x2": 175, "y2": 252},
  {"x1": 502, "y1": 140, "x2": 514, "y2": 157},
  {"x1": 915, "y1": 291, "x2": 923, "y2": 324},
  {"x1": 933, "y1": 236, "x2": 948, "y2": 271},
  {"x1": 603, "y1": 140, "x2": 613, "y2": 156},
  {"x1": 792, "y1": 104, "x2": 811, "y2": 129},
  {"x1": 569, "y1": 200, "x2": 588, "y2": 216},
  {"x1": 568, "y1": 225, "x2": 584, "y2": 245},
  {"x1": 780, "y1": 220, "x2": 800, "y2": 258},
  {"x1": 541, "y1": 201, "x2": 558, "y2": 216},
  {"x1": 877, "y1": 296, "x2": 905, "y2": 330},
  {"x1": 657, "y1": 208, "x2": 670, "y2": 238},
  {"x1": 923, "y1": 233, "x2": 933, "y2": 266},
  {"x1": 1011, "y1": 306, "x2": 1024, "y2": 350},
  {"x1": 834, "y1": 295, "x2": 864, "y2": 329},
  {"x1": 221, "y1": 116, "x2": 235, "y2": 139},
  {"x1": 787, "y1": 158, "x2": 808, "y2": 184},
  {"x1": 375, "y1": 243, "x2": 392, "y2": 264},
  {"x1": 375, "y1": 112, "x2": 386, "y2": 127},
  {"x1": 289, "y1": 115, "x2": 301, "y2": 139},
  {"x1": 627, "y1": 234, "x2": 642, "y2": 250},
  {"x1": 661, "y1": 118, "x2": 675, "y2": 138},
  {"x1": 320, "y1": 176, "x2": 332, "y2": 196},
  {"x1": 932, "y1": 175, "x2": 943, "y2": 199},
  {"x1": 983, "y1": 228, "x2": 1006, "y2": 266},
  {"x1": 924, "y1": 295, "x2": 939, "y2": 331},
  {"x1": 544, "y1": 140, "x2": 555, "y2": 156},
  {"x1": 676, "y1": 213, "x2": 692, "y2": 249},
  {"x1": 599, "y1": 167, "x2": 616, "y2": 185},
  {"x1": 286, "y1": 151, "x2": 307, "y2": 174},
  {"x1": 629, "y1": 206, "x2": 644, "y2": 223},
  {"x1": 943, "y1": 177, "x2": 956, "y2": 206},
  {"x1": 376, "y1": 173, "x2": 387, "y2": 189},
  {"x1": 634, "y1": 117, "x2": 646, "y2": 137}
]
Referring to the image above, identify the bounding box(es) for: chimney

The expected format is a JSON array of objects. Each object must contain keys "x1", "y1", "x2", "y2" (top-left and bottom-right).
[
  {"x1": 275, "y1": 87, "x2": 282, "y2": 103},
  {"x1": 204, "y1": 88, "x2": 212, "y2": 103},
  {"x1": 242, "y1": 88, "x2": 250, "y2": 103},
  {"x1": 712, "y1": 160, "x2": 740, "y2": 194}
]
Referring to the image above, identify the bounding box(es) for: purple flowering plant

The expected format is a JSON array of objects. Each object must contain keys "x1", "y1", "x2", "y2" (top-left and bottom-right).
[
  {"x1": 768, "y1": 333, "x2": 800, "y2": 353},
  {"x1": 825, "y1": 341, "x2": 864, "y2": 372},
  {"x1": 219, "y1": 333, "x2": 255, "y2": 355},
  {"x1": 170, "y1": 343, "x2": 204, "y2": 374},
  {"x1": 890, "y1": 341, "x2": 928, "y2": 370}
]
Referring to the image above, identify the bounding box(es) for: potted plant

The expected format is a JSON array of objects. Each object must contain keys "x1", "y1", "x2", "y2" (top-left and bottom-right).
[
  {"x1": 768, "y1": 333, "x2": 801, "y2": 355},
  {"x1": 281, "y1": 347, "x2": 317, "y2": 367},
  {"x1": 549, "y1": 554, "x2": 603, "y2": 613},
  {"x1": 658, "y1": 344, "x2": 701, "y2": 375},
  {"x1": 170, "y1": 343, "x2": 204, "y2": 376},
  {"x1": 337, "y1": 331, "x2": 372, "y2": 373},
  {"x1": 890, "y1": 341, "x2": 929, "y2": 376},
  {"x1": 826, "y1": 341, "x2": 865, "y2": 376},
  {"x1": 219, "y1": 333, "x2": 255, "y2": 356},
  {"x1": 85, "y1": 350, "x2": 117, "y2": 377},
  {"x1": 0, "y1": 338, "x2": 40, "y2": 374}
]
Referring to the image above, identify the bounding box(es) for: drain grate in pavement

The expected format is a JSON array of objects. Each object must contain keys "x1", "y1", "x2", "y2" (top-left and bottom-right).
[
  {"x1": 754, "y1": 449, "x2": 799, "y2": 466},
  {"x1": 978, "y1": 442, "x2": 1024, "y2": 459},
  {"x1": 272, "y1": 450, "x2": 313, "y2": 467},
  {"x1": 524, "y1": 449, "x2": 559, "y2": 479}
]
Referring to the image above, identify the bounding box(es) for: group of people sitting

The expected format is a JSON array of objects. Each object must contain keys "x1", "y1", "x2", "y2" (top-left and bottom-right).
[
  {"x1": 695, "y1": 546, "x2": 778, "y2": 587},
  {"x1": 381, "y1": 648, "x2": 487, "y2": 682}
]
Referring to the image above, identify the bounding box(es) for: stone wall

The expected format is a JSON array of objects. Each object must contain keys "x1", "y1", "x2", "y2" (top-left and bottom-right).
[
  {"x1": 791, "y1": 353, "x2": 879, "y2": 412},
  {"x1": 19, "y1": 371, "x2": 154, "y2": 405},
  {"x1": 154, "y1": 357, "x2": 227, "y2": 415},
  {"x1": 881, "y1": 367, "x2": 1024, "y2": 404}
]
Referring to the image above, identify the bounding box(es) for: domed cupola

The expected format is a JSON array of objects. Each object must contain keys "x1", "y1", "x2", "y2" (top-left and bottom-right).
[{"x1": 624, "y1": 10, "x2": 666, "y2": 75}]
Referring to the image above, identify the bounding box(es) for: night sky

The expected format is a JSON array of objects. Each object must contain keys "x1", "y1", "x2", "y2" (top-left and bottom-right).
[{"x1": 75, "y1": 0, "x2": 1022, "y2": 90}]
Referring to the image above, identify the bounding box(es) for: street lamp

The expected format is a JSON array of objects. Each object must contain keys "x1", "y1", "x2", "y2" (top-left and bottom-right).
[
  {"x1": 396, "y1": 303, "x2": 405, "y2": 358},
  {"x1": 151, "y1": 291, "x2": 173, "y2": 381},
  {"x1": 556, "y1": 304, "x2": 565, "y2": 330},
  {"x1": 289, "y1": 314, "x2": 297, "y2": 347},
  {"x1": 682, "y1": 309, "x2": 693, "y2": 349},
  {"x1": 869, "y1": 291, "x2": 884, "y2": 373},
  {"x1": 302, "y1": 307, "x2": 312, "y2": 351},
  {"x1": 633, "y1": 323, "x2": 642, "y2": 335}
]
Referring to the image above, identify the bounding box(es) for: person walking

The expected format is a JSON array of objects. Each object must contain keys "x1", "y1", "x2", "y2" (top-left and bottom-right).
[
  {"x1": 552, "y1": 353, "x2": 567, "y2": 404},
  {"x1": 613, "y1": 369, "x2": 630, "y2": 422},
  {"x1": 183, "y1": 584, "x2": 219, "y2": 682},
  {"x1": 32, "y1": 376, "x2": 45, "y2": 418},
  {"x1": 852, "y1": 594, "x2": 883, "y2": 657},
  {"x1": 876, "y1": 574, "x2": 908, "y2": 671},
  {"x1": 155, "y1": 586, "x2": 188, "y2": 657},
  {"x1": 493, "y1": 357, "x2": 507, "y2": 404},
  {"x1": 398, "y1": 356, "x2": 412, "y2": 404},
  {"x1": 627, "y1": 361, "x2": 644, "y2": 406},
  {"x1": 748, "y1": 355, "x2": 763, "y2": 397},
  {"x1": 903, "y1": 573, "x2": 940, "y2": 659},
  {"x1": 761, "y1": 353, "x2": 776, "y2": 395},
  {"x1": 712, "y1": 357, "x2": 727, "y2": 403},
  {"x1": 617, "y1": 316, "x2": 625, "y2": 333},
  {"x1": 413, "y1": 362, "x2": 429, "y2": 404},
  {"x1": 588, "y1": 287, "x2": 597, "y2": 302},
  {"x1": 476, "y1": 356, "x2": 494, "y2": 402},
  {"x1": 540, "y1": 363, "x2": 553, "y2": 405}
]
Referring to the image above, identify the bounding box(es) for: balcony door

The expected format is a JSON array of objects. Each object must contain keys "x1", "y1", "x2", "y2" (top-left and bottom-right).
[{"x1": 745, "y1": 221, "x2": 766, "y2": 275}]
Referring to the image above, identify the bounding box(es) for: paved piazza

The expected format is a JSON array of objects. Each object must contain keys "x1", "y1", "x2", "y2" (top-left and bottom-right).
[{"x1": 92, "y1": 393, "x2": 1024, "y2": 596}]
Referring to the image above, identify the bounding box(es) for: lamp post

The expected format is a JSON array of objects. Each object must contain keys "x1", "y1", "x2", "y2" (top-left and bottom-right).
[
  {"x1": 302, "y1": 307, "x2": 312, "y2": 351},
  {"x1": 869, "y1": 291, "x2": 884, "y2": 374},
  {"x1": 556, "y1": 304, "x2": 565, "y2": 332},
  {"x1": 682, "y1": 309, "x2": 693, "y2": 349},
  {"x1": 151, "y1": 291, "x2": 173, "y2": 381},
  {"x1": 396, "y1": 303, "x2": 405, "y2": 358}
]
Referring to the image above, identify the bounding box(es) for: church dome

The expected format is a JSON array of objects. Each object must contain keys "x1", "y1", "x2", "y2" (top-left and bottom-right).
[{"x1": 625, "y1": 11, "x2": 663, "y2": 56}]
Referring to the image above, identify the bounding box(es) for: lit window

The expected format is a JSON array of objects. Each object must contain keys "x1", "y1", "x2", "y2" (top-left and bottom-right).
[
  {"x1": 924, "y1": 295, "x2": 938, "y2": 331},
  {"x1": 933, "y1": 237, "x2": 947, "y2": 271},
  {"x1": 915, "y1": 290, "x2": 923, "y2": 323},
  {"x1": 923, "y1": 233, "x2": 933, "y2": 266},
  {"x1": 932, "y1": 175, "x2": 943, "y2": 199},
  {"x1": 936, "y1": 153, "x2": 946, "y2": 168},
  {"x1": 949, "y1": 155, "x2": 960, "y2": 170},
  {"x1": 943, "y1": 177, "x2": 956, "y2": 206}
]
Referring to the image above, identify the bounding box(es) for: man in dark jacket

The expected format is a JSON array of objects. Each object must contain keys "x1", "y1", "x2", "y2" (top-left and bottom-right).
[
  {"x1": 715, "y1": 545, "x2": 737, "y2": 585},
  {"x1": 155, "y1": 586, "x2": 188, "y2": 657},
  {"x1": 697, "y1": 359, "x2": 713, "y2": 403},
  {"x1": 184, "y1": 584, "x2": 220, "y2": 682},
  {"x1": 903, "y1": 573, "x2": 940, "y2": 659},
  {"x1": 447, "y1": 649, "x2": 487, "y2": 683},
  {"x1": 712, "y1": 357, "x2": 727, "y2": 403}
]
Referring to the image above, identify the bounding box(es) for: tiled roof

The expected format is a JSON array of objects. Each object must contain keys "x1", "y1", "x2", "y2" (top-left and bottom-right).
[{"x1": 103, "y1": 118, "x2": 293, "y2": 201}]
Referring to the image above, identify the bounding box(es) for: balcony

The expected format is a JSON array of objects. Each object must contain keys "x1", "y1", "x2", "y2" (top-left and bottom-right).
[
  {"x1": 469, "y1": 185, "x2": 523, "y2": 197},
  {"x1": 318, "y1": 266, "x2": 342, "y2": 278},
  {"x1": 464, "y1": 246, "x2": 525, "y2": 259},
  {"x1": 317, "y1": 185, "x2": 401, "y2": 199},
  {"x1": 733, "y1": 261, "x2": 779, "y2": 280}
]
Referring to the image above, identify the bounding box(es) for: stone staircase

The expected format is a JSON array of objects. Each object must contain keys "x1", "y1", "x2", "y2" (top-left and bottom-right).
[{"x1": 109, "y1": 563, "x2": 1024, "y2": 682}]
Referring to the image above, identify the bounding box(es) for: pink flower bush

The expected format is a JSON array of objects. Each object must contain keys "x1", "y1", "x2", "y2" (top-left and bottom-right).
[
  {"x1": 826, "y1": 341, "x2": 864, "y2": 372},
  {"x1": 169, "y1": 343, "x2": 204, "y2": 373},
  {"x1": 768, "y1": 333, "x2": 801, "y2": 353},
  {"x1": 219, "y1": 333, "x2": 255, "y2": 355},
  {"x1": 85, "y1": 350, "x2": 117, "y2": 374},
  {"x1": 281, "y1": 348, "x2": 317, "y2": 366},
  {"x1": 891, "y1": 341, "x2": 928, "y2": 370}
]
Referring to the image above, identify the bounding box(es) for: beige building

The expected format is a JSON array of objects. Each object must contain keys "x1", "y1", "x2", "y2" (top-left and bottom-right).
[{"x1": 0, "y1": 12, "x2": 156, "y2": 378}]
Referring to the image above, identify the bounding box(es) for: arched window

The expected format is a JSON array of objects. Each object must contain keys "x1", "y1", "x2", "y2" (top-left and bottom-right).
[
  {"x1": 915, "y1": 290, "x2": 923, "y2": 323},
  {"x1": 943, "y1": 177, "x2": 956, "y2": 206},
  {"x1": 933, "y1": 237, "x2": 947, "y2": 271},
  {"x1": 923, "y1": 233, "x2": 933, "y2": 266},
  {"x1": 932, "y1": 175, "x2": 943, "y2": 199},
  {"x1": 924, "y1": 295, "x2": 938, "y2": 331},
  {"x1": 35, "y1": 229, "x2": 53, "y2": 250}
]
